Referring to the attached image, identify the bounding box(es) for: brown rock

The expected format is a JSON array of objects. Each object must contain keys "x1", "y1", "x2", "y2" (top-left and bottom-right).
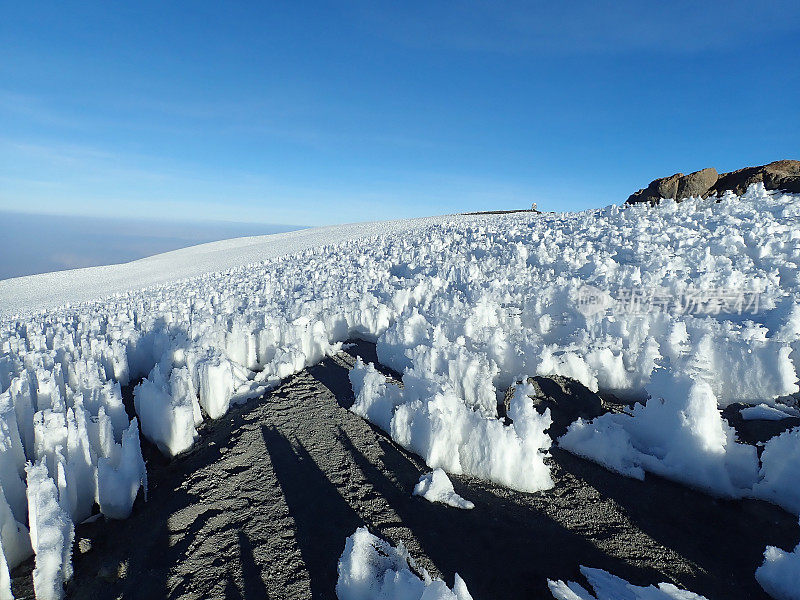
[
  {"x1": 708, "y1": 160, "x2": 800, "y2": 197},
  {"x1": 654, "y1": 173, "x2": 682, "y2": 199},
  {"x1": 626, "y1": 173, "x2": 683, "y2": 205},
  {"x1": 676, "y1": 167, "x2": 718, "y2": 199},
  {"x1": 626, "y1": 160, "x2": 800, "y2": 205}
]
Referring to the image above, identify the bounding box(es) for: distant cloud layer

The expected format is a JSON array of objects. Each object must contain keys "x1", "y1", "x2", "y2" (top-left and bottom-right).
[{"x1": 0, "y1": 211, "x2": 303, "y2": 280}]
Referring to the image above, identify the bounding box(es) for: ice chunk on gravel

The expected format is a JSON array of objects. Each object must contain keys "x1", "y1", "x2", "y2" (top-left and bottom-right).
[
  {"x1": 336, "y1": 527, "x2": 473, "y2": 600},
  {"x1": 197, "y1": 354, "x2": 235, "y2": 420},
  {"x1": 741, "y1": 403, "x2": 798, "y2": 421},
  {"x1": 559, "y1": 369, "x2": 760, "y2": 498},
  {"x1": 548, "y1": 565, "x2": 708, "y2": 599},
  {"x1": 134, "y1": 364, "x2": 199, "y2": 457},
  {"x1": 96, "y1": 418, "x2": 148, "y2": 520},
  {"x1": 413, "y1": 469, "x2": 474, "y2": 510},
  {"x1": 756, "y1": 519, "x2": 800, "y2": 600}
]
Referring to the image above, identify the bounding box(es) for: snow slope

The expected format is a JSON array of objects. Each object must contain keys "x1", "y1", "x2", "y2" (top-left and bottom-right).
[
  {"x1": 0, "y1": 217, "x2": 459, "y2": 320},
  {"x1": 1, "y1": 184, "x2": 800, "y2": 598}
]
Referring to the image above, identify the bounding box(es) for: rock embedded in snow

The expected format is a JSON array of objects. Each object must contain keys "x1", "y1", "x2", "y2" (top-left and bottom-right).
[
  {"x1": 503, "y1": 375, "x2": 612, "y2": 439},
  {"x1": 710, "y1": 159, "x2": 800, "y2": 197},
  {"x1": 627, "y1": 168, "x2": 718, "y2": 205},
  {"x1": 548, "y1": 565, "x2": 708, "y2": 600},
  {"x1": 413, "y1": 469, "x2": 474, "y2": 510},
  {"x1": 336, "y1": 527, "x2": 473, "y2": 600},
  {"x1": 627, "y1": 160, "x2": 800, "y2": 204}
]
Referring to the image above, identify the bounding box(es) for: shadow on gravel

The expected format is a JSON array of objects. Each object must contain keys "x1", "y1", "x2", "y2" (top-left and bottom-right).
[
  {"x1": 237, "y1": 530, "x2": 270, "y2": 600},
  {"x1": 307, "y1": 339, "x2": 402, "y2": 410},
  {"x1": 261, "y1": 425, "x2": 364, "y2": 599},
  {"x1": 551, "y1": 447, "x2": 800, "y2": 599},
  {"x1": 336, "y1": 425, "x2": 637, "y2": 599}
]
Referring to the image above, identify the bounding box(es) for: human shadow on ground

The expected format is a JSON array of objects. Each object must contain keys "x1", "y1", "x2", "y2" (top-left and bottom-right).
[
  {"x1": 237, "y1": 529, "x2": 271, "y2": 600},
  {"x1": 261, "y1": 424, "x2": 364, "y2": 599},
  {"x1": 335, "y1": 425, "x2": 646, "y2": 599},
  {"x1": 54, "y1": 395, "x2": 275, "y2": 600}
]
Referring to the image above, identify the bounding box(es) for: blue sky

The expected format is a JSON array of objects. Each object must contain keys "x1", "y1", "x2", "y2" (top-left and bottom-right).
[{"x1": 2, "y1": 1, "x2": 799, "y2": 226}]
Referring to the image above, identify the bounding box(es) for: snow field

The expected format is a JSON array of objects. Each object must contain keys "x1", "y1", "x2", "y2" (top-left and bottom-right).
[{"x1": 0, "y1": 184, "x2": 799, "y2": 597}]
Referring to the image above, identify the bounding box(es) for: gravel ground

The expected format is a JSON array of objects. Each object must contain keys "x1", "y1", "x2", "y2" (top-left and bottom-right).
[{"x1": 11, "y1": 340, "x2": 800, "y2": 599}]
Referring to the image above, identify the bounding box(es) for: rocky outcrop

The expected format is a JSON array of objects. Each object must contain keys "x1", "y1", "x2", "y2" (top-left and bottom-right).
[
  {"x1": 708, "y1": 160, "x2": 800, "y2": 197},
  {"x1": 626, "y1": 160, "x2": 800, "y2": 205}
]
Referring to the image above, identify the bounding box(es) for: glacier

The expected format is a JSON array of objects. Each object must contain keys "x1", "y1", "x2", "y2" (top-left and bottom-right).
[{"x1": 0, "y1": 184, "x2": 799, "y2": 598}]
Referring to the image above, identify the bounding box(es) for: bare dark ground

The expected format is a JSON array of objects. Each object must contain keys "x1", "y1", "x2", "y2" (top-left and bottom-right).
[{"x1": 11, "y1": 340, "x2": 800, "y2": 599}]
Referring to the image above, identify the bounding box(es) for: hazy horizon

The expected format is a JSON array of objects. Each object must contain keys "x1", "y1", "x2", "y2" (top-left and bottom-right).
[{"x1": 0, "y1": 210, "x2": 304, "y2": 280}]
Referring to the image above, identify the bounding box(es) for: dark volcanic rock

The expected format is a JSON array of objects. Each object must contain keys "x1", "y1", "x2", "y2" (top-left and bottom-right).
[
  {"x1": 626, "y1": 160, "x2": 800, "y2": 205},
  {"x1": 503, "y1": 375, "x2": 612, "y2": 438}
]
